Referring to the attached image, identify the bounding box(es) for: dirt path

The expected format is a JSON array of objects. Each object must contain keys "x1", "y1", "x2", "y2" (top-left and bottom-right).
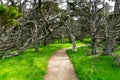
[{"x1": 44, "y1": 49, "x2": 78, "y2": 80}]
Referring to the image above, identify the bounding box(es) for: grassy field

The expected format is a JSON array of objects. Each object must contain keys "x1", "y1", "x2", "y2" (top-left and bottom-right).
[
  {"x1": 1, "y1": 39, "x2": 120, "y2": 80},
  {"x1": 0, "y1": 43, "x2": 80, "y2": 80},
  {"x1": 67, "y1": 42, "x2": 120, "y2": 80}
]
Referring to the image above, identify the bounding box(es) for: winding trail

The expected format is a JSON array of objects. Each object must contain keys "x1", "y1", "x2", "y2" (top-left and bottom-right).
[{"x1": 44, "y1": 49, "x2": 78, "y2": 80}]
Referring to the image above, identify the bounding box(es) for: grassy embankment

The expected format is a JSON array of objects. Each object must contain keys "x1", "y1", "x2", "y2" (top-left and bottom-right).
[
  {"x1": 0, "y1": 42, "x2": 82, "y2": 80},
  {"x1": 67, "y1": 39, "x2": 120, "y2": 80}
]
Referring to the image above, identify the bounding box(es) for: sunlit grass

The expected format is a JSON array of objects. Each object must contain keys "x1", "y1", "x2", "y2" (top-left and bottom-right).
[
  {"x1": 67, "y1": 42, "x2": 120, "y2": 80},
  {"x1": 0, "y1": 43, "x2": 80, "y2": 80}
]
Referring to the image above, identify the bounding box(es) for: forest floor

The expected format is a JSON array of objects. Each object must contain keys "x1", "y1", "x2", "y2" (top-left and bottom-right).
[{"x1": 44, "y1": 48, "x2": 78, "y2": 80}]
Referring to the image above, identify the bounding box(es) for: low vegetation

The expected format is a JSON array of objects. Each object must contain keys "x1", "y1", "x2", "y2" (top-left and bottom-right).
[
  {"x1": 0, "y1": 43, "x2": 76, "y2": 80},
  {"x1": 67, "y1": 41, "x2": 120, "y2": 80}
]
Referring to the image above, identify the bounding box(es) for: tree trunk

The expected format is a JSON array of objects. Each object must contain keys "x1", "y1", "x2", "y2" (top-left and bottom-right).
[
  {"x1": 70, "y1": 35, "x2": 77, "y2": 51},
  {"x1": 43, "y1": 39, "x2": 47, "y2": 46},
  {"x1": 79, "y1": 20, "x2": 83, "y2": 41},
  {"x1": 91, "y1": 37, "x2": 98, "y2": 55},
  {"x1": 69, "y1": 36, "x2": 72, "y2": 43},
  {"x1": 102, "y1": 37, "x2": 113, "y2": 55},
  {"x1": 80, "y1": 34, "x2": 83, "y2": 41},
  {"x1": 34, "y1": 41, "x2": 40, "y2": 52}
]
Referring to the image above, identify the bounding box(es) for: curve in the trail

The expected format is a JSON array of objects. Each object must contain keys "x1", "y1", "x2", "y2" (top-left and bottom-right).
[{"x1": 44, "y1": 49, "x2": 78, "y2": 80}]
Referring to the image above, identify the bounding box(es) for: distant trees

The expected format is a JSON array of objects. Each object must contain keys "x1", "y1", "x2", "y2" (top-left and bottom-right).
[
  {"x1": 103, "y1": 0, "x2": 120, "y2": 55},
  {"x1": 0, "y1": 0, "x2": 120, "y2": 57},
  {"x1": 0, "y1": 0, "x2": 63, "y2": 57},
  {"x1": 75, "y1": 0, "x2": 120, "y2": 55}
]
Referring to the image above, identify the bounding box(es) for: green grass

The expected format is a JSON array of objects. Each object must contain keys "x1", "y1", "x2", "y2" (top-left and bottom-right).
[
  {"x1": 1, "y1": 39, "x2": 119, "y2": 80},
  {"x1": 67, "y1": 43, "x2": 120, "y2": 80},
  {"x1": 0, "y1": 43, "x2": 80, "y2": 80}
]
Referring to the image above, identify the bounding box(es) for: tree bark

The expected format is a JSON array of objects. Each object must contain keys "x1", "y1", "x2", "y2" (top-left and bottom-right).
[
  {"x1": 70, "y1": 34, "x2": 77, "y2": 51},
  {"x1": 34, "y1": 41, "x2": 40, "y2": 52},
  {"x1": 102, "y1": 37, "x2": 113, "y2": 55},
  {"x1": 91, "y1": 36, "x2": 98, "y2": 55}
]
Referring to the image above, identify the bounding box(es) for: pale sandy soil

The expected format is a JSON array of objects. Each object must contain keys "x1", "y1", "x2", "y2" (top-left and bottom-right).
[{"x1": 44, "y1": 49, "x2": 78, "y2": 80}]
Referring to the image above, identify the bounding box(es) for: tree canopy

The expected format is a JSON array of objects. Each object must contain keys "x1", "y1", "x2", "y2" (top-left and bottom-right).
[{"x1": 0, "y1": 4, "x2": 22, "y2": 30}]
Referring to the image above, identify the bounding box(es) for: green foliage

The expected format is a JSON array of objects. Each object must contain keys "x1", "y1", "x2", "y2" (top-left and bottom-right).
[
  {"x1": 67, "y1": 41, "x2": 120, "y2": 80},
  {"x1": 0, "y1": 4, "x2": 22, "y2": 29},
  {"x1": 0, "y1": 43, "x2": 77, "y2": 80}
]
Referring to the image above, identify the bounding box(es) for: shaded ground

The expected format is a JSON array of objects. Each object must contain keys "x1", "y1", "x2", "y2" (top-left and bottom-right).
[{"x1": 44, "y1": 49, "x2": 78, "y2": 80}]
